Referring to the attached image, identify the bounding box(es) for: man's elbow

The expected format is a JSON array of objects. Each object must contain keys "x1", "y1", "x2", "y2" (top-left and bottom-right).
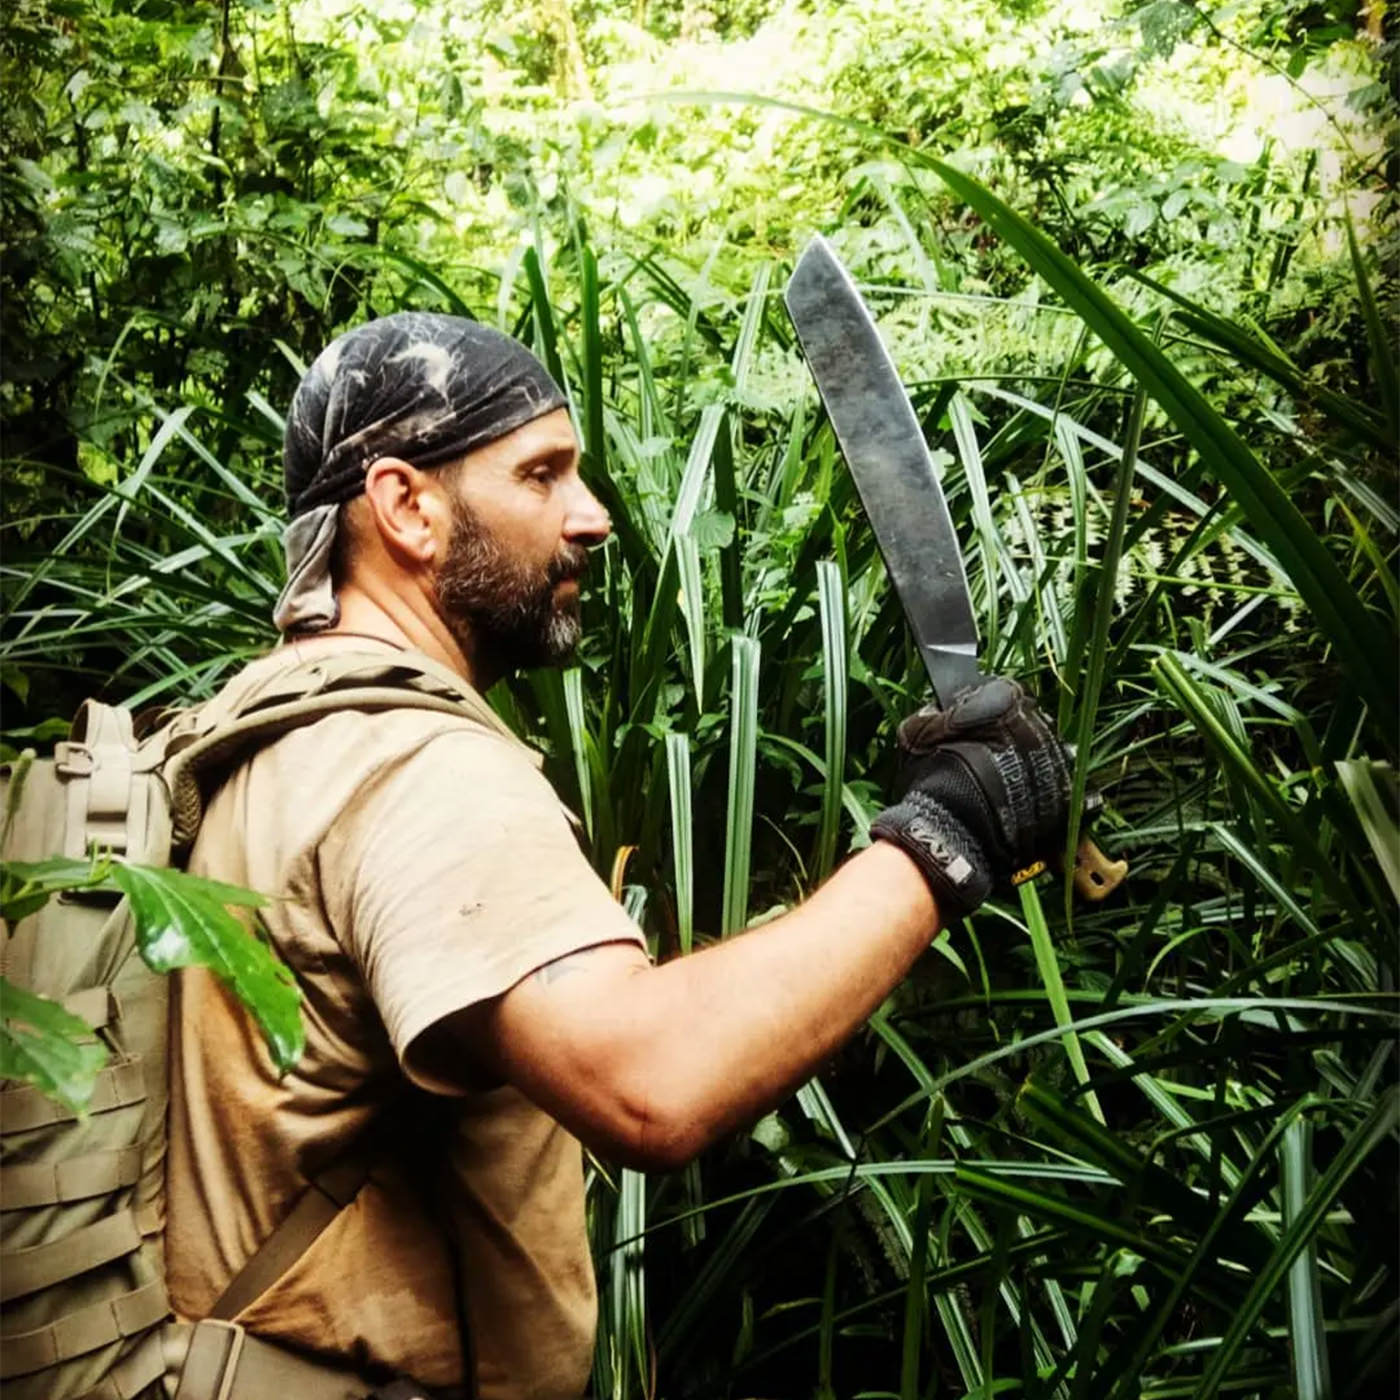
[{"x1": 593, "y1": 1077, "x2": 717, "y2": 1172}]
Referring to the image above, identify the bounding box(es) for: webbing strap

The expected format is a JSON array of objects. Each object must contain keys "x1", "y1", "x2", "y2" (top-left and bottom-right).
[
  {"x1": 63, "y1": 985, "x2": 121, "y2": 1030},
  {"x1": 72, "y1": 1326, "x2": 168, "y2": 1400},
  {"x1": 0, "y1": 1277, "x2": 169, "y2": 1378},
  {"x1": 0, "y1": 1145, "x2": 142, "y2": 1208},
  {"x1": 0, "y1": 1057, "x2": 145, "y2": 1134},
  {"x1": 166, "y1": 687, "x2": 473, "y2": 850},
  {"x1": 71, "y1": 701, "x2": 136, "y2": 753},
  {"x1": 59, "y1": 702, "x2": 142, "y2": 860},
  {"x1": 230, "y1": 648, "x2": 496, "y2": 724},
  {"x1": 208, "y1": 1154, "x2": 372, "y2": 1322},
  {"x1": 0, "y1": 1208, "x2": 142, "y2": 1302},
  {"x1": 173, "y1": 1320, "x2": 371, "y2": 1400}
]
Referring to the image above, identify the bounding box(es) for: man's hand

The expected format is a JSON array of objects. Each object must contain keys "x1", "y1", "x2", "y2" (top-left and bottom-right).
[{"x1": 871, "y1": 677, "x2": 1072, "y2": 919}]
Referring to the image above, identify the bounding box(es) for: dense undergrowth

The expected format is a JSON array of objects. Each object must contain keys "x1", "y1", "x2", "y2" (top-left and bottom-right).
[{"x1": 3, "y1": 1, "x2": 1397, "y2": 1396}]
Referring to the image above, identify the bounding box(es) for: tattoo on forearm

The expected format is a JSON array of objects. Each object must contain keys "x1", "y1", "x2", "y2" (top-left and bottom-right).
[{"x1": 534, "y1": 953, "x2": 593, "y2": 986}]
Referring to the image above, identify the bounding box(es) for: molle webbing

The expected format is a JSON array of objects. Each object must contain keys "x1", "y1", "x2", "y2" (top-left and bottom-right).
[
  {"x1": 2, "y1": 690, "x2": 171, "y2": 1400},
  {"x1": 1, "y1": 650, "x2": 486, "y2": 1399}
]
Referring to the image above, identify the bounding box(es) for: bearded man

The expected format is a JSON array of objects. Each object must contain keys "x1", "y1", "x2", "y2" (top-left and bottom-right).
[{"x1": 163, "y1": 312, "x2": 1073, "y2": 1400}]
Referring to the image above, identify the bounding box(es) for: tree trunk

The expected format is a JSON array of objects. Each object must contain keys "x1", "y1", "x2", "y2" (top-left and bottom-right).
[{"x1": 537, "y1": 0, "x2": 591, "y2": 99}]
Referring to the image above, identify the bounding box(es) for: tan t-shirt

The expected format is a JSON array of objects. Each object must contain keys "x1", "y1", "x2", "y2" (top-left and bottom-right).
[{"x1": 164, "y1": 640, "x2": 646, "y2": 1398}]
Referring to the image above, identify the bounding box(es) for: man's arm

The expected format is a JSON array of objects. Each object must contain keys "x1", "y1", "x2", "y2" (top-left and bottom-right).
[
  {"x1": 425, "y1": 677, "x2": 1070, "y2": 1170},
  {"x1": 435, "y1": 841, "x2": 937, "y2": 1170}
]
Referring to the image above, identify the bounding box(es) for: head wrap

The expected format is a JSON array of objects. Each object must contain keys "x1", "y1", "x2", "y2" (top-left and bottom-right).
[{"x1": 272, "y1": 311, "x2": 567, "y2": 633}]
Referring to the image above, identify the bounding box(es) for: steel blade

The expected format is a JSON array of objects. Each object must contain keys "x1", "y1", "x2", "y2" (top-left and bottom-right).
[{"x1": 784, "y1": 236, "x2": 982, "y2": 704}]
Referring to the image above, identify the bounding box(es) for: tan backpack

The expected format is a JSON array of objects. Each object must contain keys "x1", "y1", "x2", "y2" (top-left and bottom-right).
[{"x1": 0, "y1": 651, "x2": 489, "y2": 1399}]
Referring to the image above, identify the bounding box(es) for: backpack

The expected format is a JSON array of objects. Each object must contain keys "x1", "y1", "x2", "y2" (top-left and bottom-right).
[{"x1": 0, "y1": 650, "x2": 492, "y2": 1399}]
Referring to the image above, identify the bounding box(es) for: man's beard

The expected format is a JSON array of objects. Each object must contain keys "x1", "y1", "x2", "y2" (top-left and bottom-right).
[{"x1": 433, "y1": 494, "x2": 590, "y2": 675}]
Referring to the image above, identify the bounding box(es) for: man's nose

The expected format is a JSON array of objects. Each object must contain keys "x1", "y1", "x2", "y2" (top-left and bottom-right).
[{"x1": 564, "y1": 480, "x2": 611, "y2": 546}]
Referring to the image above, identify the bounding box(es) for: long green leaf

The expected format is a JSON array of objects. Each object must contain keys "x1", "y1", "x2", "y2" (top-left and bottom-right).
[
  {"x1": 814, "y1": 560, "x2": 847, "y2": 885},
  {"x1": 1100, "y1": 1095, "x2": 1321, "y2": 1399},
  {"x1": 1282, "y1": 1118, "x2": 1332, "y2": 1400},
  {"x1": 666, "y1": 732, "x2": 695, "y2": 956},
  {"x1": 1021, "y1": 881, "x2": 1104, "y2": 1121},
  {"x1": 675, "y1": 532, "x2": 707, "y2": 711},
  {"x1": 721, "y1": 635, "x2": 761, "y2": 936},
  {"x1": 1130, "y1": 270, "x2": 1390, "y2": 451},
  {"x1": 1335, "y1": 760, "x2": 1400, "y2": 902},
  {"x1": 1344, "y1": 213, "x2": 1399, "y2": 446},
  {"x1": 1063, "y1": 385, "x2": 1144, "y2": 918}
]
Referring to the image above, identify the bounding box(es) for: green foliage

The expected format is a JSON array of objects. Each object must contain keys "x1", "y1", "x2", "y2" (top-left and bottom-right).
[
  {"x1": 2, "y1": 0, "x2": 1396, "y2": 1395},
  {"x1": 109, "y1": 862, "x2": 304, "y2": 1070},
  {"x1": 0, "y1": 973, "x2": 109, "y2": 1116},
  {"x1": 0, "y1": 853, "x2": 305, "y2": 1107}
]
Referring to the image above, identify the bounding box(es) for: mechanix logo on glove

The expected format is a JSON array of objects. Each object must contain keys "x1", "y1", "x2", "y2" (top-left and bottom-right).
[{"x1": 903, "y1": 816, "x2": 976, "y2": 888}]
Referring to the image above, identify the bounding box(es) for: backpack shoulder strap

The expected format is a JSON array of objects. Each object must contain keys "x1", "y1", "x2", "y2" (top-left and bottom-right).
[
  {"x1": 162, "y1": 650, "x2": 501, "y2": 851},
  {"x1": 206, "y1": 1150, "x2": 371, "y2": 1322},
  {"x1": 164, "y1": 654, "x2": 492, "y2": 1324}
]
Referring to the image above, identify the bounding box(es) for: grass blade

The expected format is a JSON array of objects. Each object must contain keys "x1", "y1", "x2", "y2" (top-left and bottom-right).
[
  {"x1": 1344, "y1": 212, "x2": 1399, "y2": 447},
  {"x1": 722, "y1": 635, "x2": 761, "y2": 937},
  {"x1": 1064, "y1": 384, "x2": 1145, "y2": 919},
  {"x1": 675, "y1": 532, "x2": 707, "y2": 711},
  {"x1": 1130, "y1": 270, "x2": 1389, "y2": 451},
  {"x1": 666, "y1": 732, "x2": 695, "y2": 956},
  {"x1": 563, "y1": 667, "x2": 595, "y2": 841},
  {"x1": 1282, "y1": 1118, "x2": 1331, "y2": 1400},
  {"x1": 814, "y1": 560, "x2": 848, "y2": 885},
  {"x1": 1335, "y1": 760, "x2": 1400, "y2": 902},
  {"x1": 1020, "y1": 881, "x2": 1104, "y2": 1122}
]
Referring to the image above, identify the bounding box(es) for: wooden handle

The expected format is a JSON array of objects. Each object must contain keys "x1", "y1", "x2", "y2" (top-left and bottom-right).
[{"x1": 1072, "y1": 838, "x2": 1128, "y2": 902}]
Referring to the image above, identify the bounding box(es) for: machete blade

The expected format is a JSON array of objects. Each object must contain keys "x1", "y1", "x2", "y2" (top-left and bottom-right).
[{"x1": 783, "y1": 235, "x2": 982, "y2": 705}]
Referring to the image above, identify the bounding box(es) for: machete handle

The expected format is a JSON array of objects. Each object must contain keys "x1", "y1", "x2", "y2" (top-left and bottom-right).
[
  {"x1": 1009, "y1": 839, "x2": 1127, "y2": 899},
  {"x1": 1010, "y1": 784, "x2": 1128, "y2": 901},
  {"x1": 1072, "y1": 838, "x2": 1128, "y2": 901}
]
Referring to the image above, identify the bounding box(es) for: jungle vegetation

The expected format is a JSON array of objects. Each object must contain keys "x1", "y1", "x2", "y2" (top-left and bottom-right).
[{"x1": 2, "y1": 1, "x2": 1397, "y2": 1396}]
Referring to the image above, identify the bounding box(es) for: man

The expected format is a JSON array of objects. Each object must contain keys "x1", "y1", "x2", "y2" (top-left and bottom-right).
[{"x1": 164, "y1": 311, "x2": 1071, "y2": 1400}]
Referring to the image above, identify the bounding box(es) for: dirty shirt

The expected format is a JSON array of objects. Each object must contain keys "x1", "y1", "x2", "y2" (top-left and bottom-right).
[{"x1": 164, "y1": 639, "x2": 646, "y2": 1398}]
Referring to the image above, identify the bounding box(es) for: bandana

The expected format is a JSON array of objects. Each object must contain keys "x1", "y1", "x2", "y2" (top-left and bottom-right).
[{"x1": 273, "y1": 311, "x2": 567, "y2": 633}]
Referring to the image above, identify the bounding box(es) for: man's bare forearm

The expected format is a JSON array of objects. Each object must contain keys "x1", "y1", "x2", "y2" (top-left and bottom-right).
[
  {"x1": 483, "y1": 841, "x2": 939, "y2": 1167},
  {"x1": 628, "y1": 841, "x2": 939, "y2": 1160}
]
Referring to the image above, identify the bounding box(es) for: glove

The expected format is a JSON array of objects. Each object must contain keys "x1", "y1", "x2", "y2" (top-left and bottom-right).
[{"x1": 871, "y1": 677, "x2": 1072, "y2": 919}]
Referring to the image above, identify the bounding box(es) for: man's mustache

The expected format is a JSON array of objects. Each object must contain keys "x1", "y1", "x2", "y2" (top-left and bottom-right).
[{"x1": 548, "y1": 545, "x2": 591, "y2": 586}]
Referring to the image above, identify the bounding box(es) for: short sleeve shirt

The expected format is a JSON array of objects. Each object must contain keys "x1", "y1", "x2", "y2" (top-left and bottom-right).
[{"x1": 164, "y1": 639, "x2": 646, "y2": 1398}]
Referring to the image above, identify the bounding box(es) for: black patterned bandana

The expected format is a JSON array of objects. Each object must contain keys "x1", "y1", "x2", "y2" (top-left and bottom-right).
[{"x1": 273, "y1": 311, "x2": 567, "y2": 633}]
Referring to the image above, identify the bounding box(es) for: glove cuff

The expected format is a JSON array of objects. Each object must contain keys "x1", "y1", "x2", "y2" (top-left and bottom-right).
[{"x1": 871, "y1": 789, "x2": 993, "y2": 920}]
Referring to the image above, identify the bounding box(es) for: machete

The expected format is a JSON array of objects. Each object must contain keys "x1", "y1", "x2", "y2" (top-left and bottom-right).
[{"x1": 784, "y1": 235, "x2": 1126, "y2": 901}]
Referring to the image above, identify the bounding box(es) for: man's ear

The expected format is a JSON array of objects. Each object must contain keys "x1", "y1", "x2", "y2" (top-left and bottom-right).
[{"x1": 362, "y1": 457, "x2": 451, "y2": 569}]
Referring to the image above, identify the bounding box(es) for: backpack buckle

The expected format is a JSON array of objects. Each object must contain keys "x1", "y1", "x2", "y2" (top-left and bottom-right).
[{"x1": 53, "y1": 742, "x2": 94, "y2": 778}]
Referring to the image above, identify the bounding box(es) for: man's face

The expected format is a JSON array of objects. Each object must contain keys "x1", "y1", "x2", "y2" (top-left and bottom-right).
[{"x1": 431, "y1": 408, "x2": 610, "y2": 676}]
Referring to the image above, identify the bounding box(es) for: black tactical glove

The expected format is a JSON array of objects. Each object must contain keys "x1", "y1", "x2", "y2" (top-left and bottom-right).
[{"x1": 871, "y1": 677, "x2": 1072, "y2": 919}]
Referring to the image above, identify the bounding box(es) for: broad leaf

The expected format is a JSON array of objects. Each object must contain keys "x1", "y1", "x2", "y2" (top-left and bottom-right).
[
  {"x1": 0, "y1": 855, "x2": 110, "y2": 926},
  {"x1": 0, "y1": 976, "x2": 108, "y2": 1114},
  {"x1": 110, "y1": 864, "x2": 303, "y2": 1073}
]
